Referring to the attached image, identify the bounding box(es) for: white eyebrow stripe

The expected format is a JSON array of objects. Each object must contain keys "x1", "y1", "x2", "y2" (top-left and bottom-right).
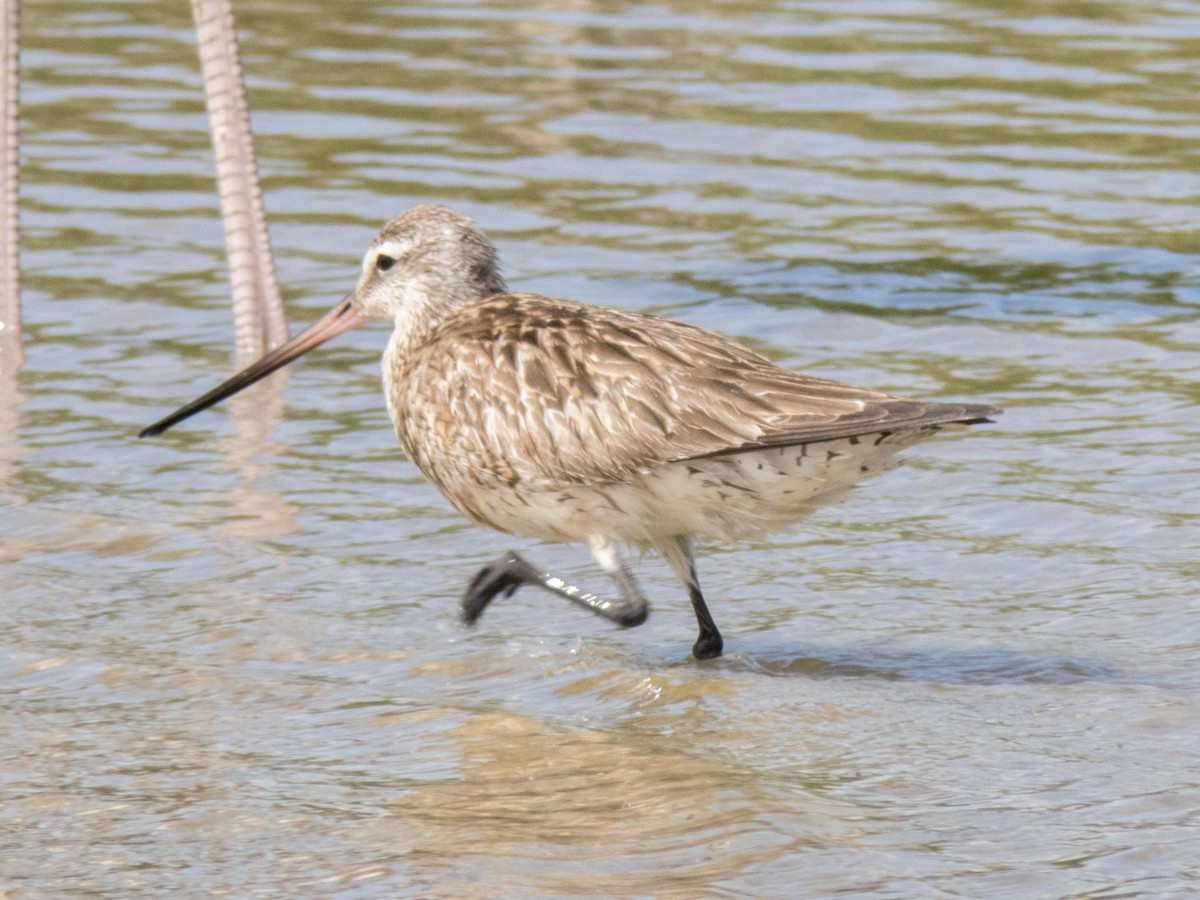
[
  {"x1": 374, "y1": 240, "x2": 407, "y2": 260},
  {"x1": 363, "y1": 240, "x2": 409, "y2": 271}
]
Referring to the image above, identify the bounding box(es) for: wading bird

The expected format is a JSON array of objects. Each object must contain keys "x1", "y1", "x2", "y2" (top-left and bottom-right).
[{"x1": 141, "y1": 204, "x2": 999, "y2": 659}]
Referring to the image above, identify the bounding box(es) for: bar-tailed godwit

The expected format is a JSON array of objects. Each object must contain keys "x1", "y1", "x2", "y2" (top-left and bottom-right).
[{"x1": 142, "y1": 204, "x2": 999, "y2": 659}]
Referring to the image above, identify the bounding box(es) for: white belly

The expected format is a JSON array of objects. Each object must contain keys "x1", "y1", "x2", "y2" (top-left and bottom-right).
[{"x1": 461, "y1": 429, "x2": 938, "y2": 548}]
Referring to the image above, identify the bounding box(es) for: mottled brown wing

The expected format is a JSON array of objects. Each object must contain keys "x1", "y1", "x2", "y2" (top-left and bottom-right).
[{"x1": 394, "y1": 293, "x2": 997, "y2": 486}]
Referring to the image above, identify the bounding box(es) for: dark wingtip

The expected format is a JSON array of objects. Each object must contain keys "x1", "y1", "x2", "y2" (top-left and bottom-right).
[{"x1": 958, "y1": 404, "x2": 1003, "y2": 426}]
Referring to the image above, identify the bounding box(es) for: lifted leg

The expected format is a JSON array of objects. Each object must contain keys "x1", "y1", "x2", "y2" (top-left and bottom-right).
[
  {"x1": 461, "y1": 544, "x2": 649, "y2": 629},
  {"x1": 659, "y1": 535, "x2": 723, "y2": 659}
]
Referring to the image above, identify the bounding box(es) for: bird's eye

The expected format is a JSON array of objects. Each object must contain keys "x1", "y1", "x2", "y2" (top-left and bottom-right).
[{"x1": 375, "y1": 254, "x2": 396, "y2": 272}]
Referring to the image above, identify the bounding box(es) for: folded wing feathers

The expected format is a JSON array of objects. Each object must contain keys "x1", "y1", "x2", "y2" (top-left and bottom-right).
[{"x1": 400, "y1": 293, "x2": 998, "y2": 485}]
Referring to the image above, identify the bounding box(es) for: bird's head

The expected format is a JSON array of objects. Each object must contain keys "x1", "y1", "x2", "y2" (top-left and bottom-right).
[{"x1": 139, "y1": 204, "x2": 506, "y2": 438}]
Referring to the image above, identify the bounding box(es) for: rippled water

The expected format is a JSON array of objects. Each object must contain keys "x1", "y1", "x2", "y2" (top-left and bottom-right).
[{"x1": 4, "y1": 0, "x2": 1199, "y2": 895}]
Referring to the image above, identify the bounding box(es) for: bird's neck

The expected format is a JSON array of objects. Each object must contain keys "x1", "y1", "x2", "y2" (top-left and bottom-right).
[{"x1": 384, "y1": 278, "x2": 501, "y2": 363}]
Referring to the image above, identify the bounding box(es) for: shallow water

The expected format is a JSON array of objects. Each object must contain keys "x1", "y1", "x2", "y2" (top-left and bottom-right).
[{"x1": 4, "y1": 0, "x2": 1200, "y2": 895}]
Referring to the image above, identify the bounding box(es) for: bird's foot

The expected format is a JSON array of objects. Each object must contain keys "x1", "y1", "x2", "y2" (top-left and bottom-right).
[
  {"x1": 691, "y1": 629, "x2": 724, "y2": 660},
  {"x1": 461, "y1": 551, "x2": 540, "y2": 624},
  {"x1": 609, "y1": 600, "x2": 649, "y2": 629}
]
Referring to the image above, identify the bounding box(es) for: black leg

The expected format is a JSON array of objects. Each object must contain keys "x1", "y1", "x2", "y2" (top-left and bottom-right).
[
  {"x1": 686, "y1": 572, "x2": 723, "y2": 660},
  {"x1": 659, "y1": 535, "x2": 724, "y2": 659},
  {"x1": 461, "y1": 550, "x2": 649, "y2": 628}
]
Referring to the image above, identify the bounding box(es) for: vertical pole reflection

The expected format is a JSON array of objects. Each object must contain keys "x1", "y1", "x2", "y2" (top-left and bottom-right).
[
  {"x1": 1, "y1": 0, "x2": 20, "y2": 355},
  {"x1": 190, "y1": 0, "x2": 294, "y2": 536},
  {"x1": 190, "y1": 0, "x2": 287, "y2": 364}
]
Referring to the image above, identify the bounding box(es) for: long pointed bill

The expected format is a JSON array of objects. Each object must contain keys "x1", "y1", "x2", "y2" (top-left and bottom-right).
[{"x1": 139, "y1": 292, "x2": 364, "y2": 438}]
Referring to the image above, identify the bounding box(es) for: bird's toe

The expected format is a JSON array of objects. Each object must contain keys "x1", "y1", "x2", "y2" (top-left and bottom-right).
[{"x1": 460, "y1": 551, "x2": 538, "y2": 624}]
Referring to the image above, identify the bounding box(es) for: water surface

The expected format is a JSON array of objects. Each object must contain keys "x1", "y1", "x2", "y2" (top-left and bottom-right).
[{"x1": 3, "y1": 0, "x2": 1199, "y2": 895}]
